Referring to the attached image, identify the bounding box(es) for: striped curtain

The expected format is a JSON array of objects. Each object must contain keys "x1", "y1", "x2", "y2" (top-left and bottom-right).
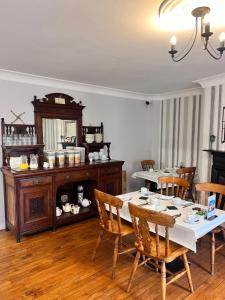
[{"x1": 159, "y1": 95, "x2": 202, "y2": 173}]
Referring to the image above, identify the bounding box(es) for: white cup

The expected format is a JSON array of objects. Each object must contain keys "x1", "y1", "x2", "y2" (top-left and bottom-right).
[
  {"x1": 141, "y1": 187, "x2": 148, "y2": 194},
  {"x1": 149, "y1": 168, "x2": 154, "y2": 172}
]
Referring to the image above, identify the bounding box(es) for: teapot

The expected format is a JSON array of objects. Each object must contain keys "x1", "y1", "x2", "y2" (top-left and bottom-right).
[
  {"x1": 62, "y1": 203, "x2": 72, "y2": 213},
  {"x1": 56, "y1": 207, "x2": 62, "y2": 217},
  {"x1": 80, "y1": 198, "x2": 91, "y2": 208}
]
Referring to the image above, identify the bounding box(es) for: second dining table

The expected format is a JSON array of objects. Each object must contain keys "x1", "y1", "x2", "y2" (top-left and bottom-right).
[
  {"x1": 116, "y1": 191, "x2": 225, "y2": 253},
  {"x1": 132, "y1": 168, "x2": 179, "y2": 190}
]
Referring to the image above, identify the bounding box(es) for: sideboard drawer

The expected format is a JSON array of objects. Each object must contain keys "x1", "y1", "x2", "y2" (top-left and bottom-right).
[
  {"x1": 55, "y1": 169, "x2": 98, "y2": 183},
  {"x1": 19, "y1": 176, "x2": 52, "y2": 188},
  {"x1": 100, "y1": 166, "x2": 121, "y2": 176}
]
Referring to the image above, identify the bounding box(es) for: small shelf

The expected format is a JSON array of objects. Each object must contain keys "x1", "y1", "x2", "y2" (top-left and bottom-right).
[
  {"x1": 2, "y1": 144, "x2": 44, "y2": 149},
  {"x1": 56, "y1": 206, "x2": 96, "y2": 226},
  {"x1": 82, "y1": 142, "x2": 111, "y2": 160}
]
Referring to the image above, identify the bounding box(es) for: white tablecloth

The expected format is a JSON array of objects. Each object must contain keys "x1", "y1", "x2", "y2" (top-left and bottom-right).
[
  {"x1": 132, "y1": 169, "x2": 178, "y2": 188},
  {"x1": 117, "y1": 191, "x2": 225, "y2": 252}
]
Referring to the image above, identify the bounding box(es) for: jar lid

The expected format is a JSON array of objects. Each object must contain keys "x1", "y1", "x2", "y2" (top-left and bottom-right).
[
  {"x1": 45, "y1": 151, "x2": 55, "y2": 155},
  {"x1": 65, "y1": 149, "x2": 75, "y2": 153},
  {"x1": 56, "y1": 150, "x2": 64, "y2": 155}
]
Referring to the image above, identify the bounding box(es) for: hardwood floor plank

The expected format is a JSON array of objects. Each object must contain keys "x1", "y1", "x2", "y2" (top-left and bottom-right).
[{"x1": 0, "y1": 219, "x2": 224, "y2": 300}]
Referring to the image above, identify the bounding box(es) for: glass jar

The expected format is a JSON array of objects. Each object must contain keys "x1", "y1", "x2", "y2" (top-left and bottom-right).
[
  {"x1": 74, "y1": 150, "x2": 81, "y2": 164},
  {"x1": 45, "y1": 151, "x2": 55, "y2": 168},
  {"x1": 56, "y1": 150, "x2": 65, "y2": 167},
  {"x1": 65, "y1": 150, "x2": 75, "y2": 165},
  {"x1": 20, "y1": 155, "x2": 28, "y2": 170}
]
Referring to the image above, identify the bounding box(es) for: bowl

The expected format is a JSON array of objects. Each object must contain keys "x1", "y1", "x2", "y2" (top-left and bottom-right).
[
  {"x1": 85, "y1": 134, "x2": 94, "y2": 143},
  {"x1": 95, "y1": 133, "x2": 103, "y2": 143}
]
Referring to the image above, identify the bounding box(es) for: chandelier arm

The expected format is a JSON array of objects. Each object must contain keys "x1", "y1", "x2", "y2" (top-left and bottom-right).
[
  {"x1": 171, "y1": 18, "x2": 198, "y2": 62},
  {"x1": 208, "y1": 40, "x2": 222, "y2": 56},
  {"x1": 175, "y1": 25, "x2": 196, "y2": 58},
  {"x1": 205, "y1": 46, "x2": 222, "y2": 60},
  {"x1": 201, "y1": 35, "x2": 222, "y2": 59}
]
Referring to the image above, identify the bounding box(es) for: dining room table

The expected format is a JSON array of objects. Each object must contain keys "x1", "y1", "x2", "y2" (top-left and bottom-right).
[
  {"x1": 132, "y1": 168, "x2": 179, "y2": 190},
  {"x1": 116, "y1": 190, "x2": 225, "y2": 253}
]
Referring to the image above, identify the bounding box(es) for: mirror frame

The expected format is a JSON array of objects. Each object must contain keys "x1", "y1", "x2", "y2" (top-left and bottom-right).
[{"x1": 32, "y1": 93, "x2": 85, "y2": 147}]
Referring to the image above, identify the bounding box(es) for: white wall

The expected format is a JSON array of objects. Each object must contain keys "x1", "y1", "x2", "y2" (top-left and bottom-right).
[{"x1": 0, "y1": 79, "x2": 160, "y2": 229}]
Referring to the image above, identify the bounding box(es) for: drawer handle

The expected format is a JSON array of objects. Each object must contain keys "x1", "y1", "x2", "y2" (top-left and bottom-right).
[
  {"x1": 65, "y1": 175, "x2": 70, "y2": 180},
  {"x1": 33, "y1": 179, "x2": 41, "y2": 185},
  {"x1": 86, "y1": 172, "x2": 90, "y2": 176}
]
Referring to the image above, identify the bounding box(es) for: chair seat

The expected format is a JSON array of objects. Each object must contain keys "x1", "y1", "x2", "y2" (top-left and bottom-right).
[
  {"x1": 136, "y1": 236, "x2": 188, "y2": 263},
  {"x1": 100, "y1": 220, "x2": 134, "y2": 236}
]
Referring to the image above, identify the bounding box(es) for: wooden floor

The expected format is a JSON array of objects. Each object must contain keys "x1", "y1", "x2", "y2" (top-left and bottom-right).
[{"x1": 0, "y1": 219, "x2": 224, "y2": 300}]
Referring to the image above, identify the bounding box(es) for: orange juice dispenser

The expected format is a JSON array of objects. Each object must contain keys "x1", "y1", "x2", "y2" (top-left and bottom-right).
[{"x1": 20, "y1": 155, "x2": 29, "y2": 170}]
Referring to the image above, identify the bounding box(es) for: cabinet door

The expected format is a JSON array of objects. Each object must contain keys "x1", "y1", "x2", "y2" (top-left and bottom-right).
[
  {"x1": 19, "y1": 184, "x2": 53, "y2": 233},
  {"x1": 100, "y1": 174, "x2": 121, "y2": 195}
]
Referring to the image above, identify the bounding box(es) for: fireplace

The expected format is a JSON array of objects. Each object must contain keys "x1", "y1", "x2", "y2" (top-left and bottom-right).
[
  {"x1": 210, "y1": 150, "x2": 225, "y2": 184},
  {"x1": 206, "y1": 150, "x2": 225, "y2": 209}
]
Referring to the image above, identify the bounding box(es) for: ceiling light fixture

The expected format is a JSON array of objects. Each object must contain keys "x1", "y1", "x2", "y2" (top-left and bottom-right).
[{"x1": 159, "y1": 0, "x2": 225, "y2": 62}]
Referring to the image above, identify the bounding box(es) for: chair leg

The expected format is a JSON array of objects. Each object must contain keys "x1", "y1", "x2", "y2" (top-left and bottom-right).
[
  {"x1": 112, "y1": 236, "x2": 120, "y2": 279},
  {"x1": 127, "y1": 251, "x2": 140, "y2": 292},
  {"x1": 161, "y1": 261, "x2": 166, "y2": 300},
  {"x1": 92, "y1": 230, "x2": 103, "y2": 261},
  {"x1": 211, "y1": 232, "x2": 215, "y2": 275},
  {"x1": 222, "y1": 229, "x2": 225, "y2": 241},
  {"x1": 183, "y1": 253, "x2": 194, "y2": 293}
]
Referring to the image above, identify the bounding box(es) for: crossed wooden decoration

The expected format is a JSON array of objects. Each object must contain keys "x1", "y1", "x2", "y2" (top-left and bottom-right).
[{"x1": 10, "y1": 110, "x2": 25, "y2": 124}]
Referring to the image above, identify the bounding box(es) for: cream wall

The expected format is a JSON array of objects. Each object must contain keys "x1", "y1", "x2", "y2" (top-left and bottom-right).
[{"x1": 0, "y1": 79, "x2": 160, "y2": 229}]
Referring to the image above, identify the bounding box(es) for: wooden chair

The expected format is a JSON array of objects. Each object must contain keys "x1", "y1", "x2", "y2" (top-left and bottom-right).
[
  {"x1": 92, "y1": 189, "x2": 135, "y2": 279},
  {"x1": 141, "y1": 160, "x2": 155, "y2": 190},
  {"x1": 176, "y1": 167, "x2": 196, "y2": 201},
  {"x1": 195, "y1": 183, "x2": 225, "y2": 275},
  {"x1": 141, "y1": 160, "x2": 155, "y2": 171},
  {"x1": 158, "y1": 176, "x2": 189, "y2": 199},
  {"x1": 127, "y1": 203, "x2": 193, "y2": 299}
]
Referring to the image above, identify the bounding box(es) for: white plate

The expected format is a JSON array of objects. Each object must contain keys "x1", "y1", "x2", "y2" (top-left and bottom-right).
[
  {"x1": 159, "y1": 195, "x2": 174, "y2": 200},
  {"x1": 183, "y1": 218, "x2": 199, "y2": 224}
]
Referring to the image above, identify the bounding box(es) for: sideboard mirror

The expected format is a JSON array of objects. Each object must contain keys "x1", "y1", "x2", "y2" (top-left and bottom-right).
[{"x1": 32, "y1": 93, "x2": 85, "y2": 149}]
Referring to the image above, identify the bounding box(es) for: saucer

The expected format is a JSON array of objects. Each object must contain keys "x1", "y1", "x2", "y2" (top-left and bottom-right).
[{"x1": 183, "y1": 217, "x2": 199, "y2": 224}]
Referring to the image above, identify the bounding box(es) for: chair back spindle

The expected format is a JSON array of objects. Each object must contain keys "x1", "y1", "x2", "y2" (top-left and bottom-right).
[
  {"x1": 158, "y1": 176, "x2": 189, "y2": 199},
  {"x1": 176, "y1": 167, "x2": 196, "y2": 200},
  {"x1": 94, "y1": 189, "x2": 123, "y2": 234},
  {"x1": 195, "y1": 183, "x2": 225, "y2": 210},
  {"x1": 129, "y1": 203, "x2": 175, "y2": 258}
]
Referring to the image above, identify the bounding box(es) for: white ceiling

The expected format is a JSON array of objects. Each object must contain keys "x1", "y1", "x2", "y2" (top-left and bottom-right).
[{"x1": 0, "y1": 0, "x2": 225, "y2": 94}]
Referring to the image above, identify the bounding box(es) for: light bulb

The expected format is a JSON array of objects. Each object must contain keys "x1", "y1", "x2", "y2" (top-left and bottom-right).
[
  {"x1": 203, "y1": 13, "x2": 210, "y2": 25},
  {"x1": 170, "y1": 35, "x2": 177, "y2": 46},
  {"x1": 219, "y1": 32, "x2": 225, "y2": 42}
]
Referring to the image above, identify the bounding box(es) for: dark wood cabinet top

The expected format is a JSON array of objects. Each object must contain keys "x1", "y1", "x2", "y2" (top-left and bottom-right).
[{"x1": 1, "y1": 160, "x2": 124, "y2": 178}]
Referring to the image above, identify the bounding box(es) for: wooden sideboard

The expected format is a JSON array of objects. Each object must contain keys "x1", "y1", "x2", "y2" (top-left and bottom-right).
[{"x1": 2, "y1": 160, "x2": 124, "y2": 242}]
